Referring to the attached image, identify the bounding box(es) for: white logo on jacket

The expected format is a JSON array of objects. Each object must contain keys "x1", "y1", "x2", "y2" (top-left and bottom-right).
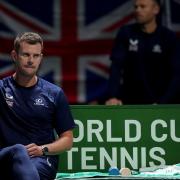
[
  {"x1": 5, "y1": 93, "x2": 14, "y2": 107},
  {"x1": 152, "y1": 44, "x2": 162, "y2": 53},
  {"x1": 129, "y1": 39, "x2": 139, "y2": 52},
  {"x1": 34, "y1": 98, "x2": 45, "y2": 106}
]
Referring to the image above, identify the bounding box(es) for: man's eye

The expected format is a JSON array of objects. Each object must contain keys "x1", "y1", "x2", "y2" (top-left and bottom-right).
[
  {"x1": 34, "y1": 54, "x2": 41, "y2": 58},
  {"x1": 22, "y1": 54, "x2": 29, "y2": 57}
]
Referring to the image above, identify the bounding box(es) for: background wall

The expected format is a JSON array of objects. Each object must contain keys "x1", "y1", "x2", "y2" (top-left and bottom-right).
[{"x1": 0, "y1": 0, "x2": 180, "y2": 104}]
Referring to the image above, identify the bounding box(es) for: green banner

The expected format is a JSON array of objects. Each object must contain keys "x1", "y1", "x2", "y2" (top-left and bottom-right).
[{"x1": 58, "y1": 105, "x2": 180, "y2": 172}]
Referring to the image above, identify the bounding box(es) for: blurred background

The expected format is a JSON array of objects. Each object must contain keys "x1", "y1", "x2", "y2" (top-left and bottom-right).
[{"x1": 0, "y1": 0, "x2": 180, "y2": 104}]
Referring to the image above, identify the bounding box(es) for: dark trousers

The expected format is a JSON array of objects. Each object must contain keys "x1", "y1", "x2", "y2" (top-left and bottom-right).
[{"x1": 0, "y1": 144, "x2": 57, "y2": 180}]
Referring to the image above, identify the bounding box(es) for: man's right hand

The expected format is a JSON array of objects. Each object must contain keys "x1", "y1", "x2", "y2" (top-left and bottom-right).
[{"x1": 105, "y1": 98, "x2": 123, "y2": 105}]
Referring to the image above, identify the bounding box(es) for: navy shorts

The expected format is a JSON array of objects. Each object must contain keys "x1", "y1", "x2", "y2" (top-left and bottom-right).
[{"x1": 31, "y1": 155, "x2": 58, "y2": 180}]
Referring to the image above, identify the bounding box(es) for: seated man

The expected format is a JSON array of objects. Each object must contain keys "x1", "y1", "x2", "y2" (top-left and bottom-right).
[{"x1": 0, "y1": 32, "x2": 76, "y2": 180}]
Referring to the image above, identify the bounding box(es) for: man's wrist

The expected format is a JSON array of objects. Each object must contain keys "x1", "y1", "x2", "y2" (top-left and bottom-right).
[{"x1": 41, "y1": 145, "x2": 49, "y2": 155}]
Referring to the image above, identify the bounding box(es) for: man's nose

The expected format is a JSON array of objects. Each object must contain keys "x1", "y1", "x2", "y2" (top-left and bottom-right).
[
  {"x1": 27, "y1": 56, "x2": 34, "y2": 64},
  {"x1": 135, "y1": 6, "x2": 141, "y2": 13}
]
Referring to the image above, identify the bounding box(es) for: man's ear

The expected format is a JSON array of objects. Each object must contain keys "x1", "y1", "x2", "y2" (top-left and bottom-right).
[
  {"x1": 154, "y1": 4, "x2": 160, "y2": 16},
  {"x1": 11, "y1": 50, "x2": 17, "y2": 62},
  {"x1": 41, "y1": 53, "x2": 43, "y2": 60}
]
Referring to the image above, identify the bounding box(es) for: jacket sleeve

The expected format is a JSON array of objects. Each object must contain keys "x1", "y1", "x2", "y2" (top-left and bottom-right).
[
  {"x1": 158, "y1": 34, "x2": 180, "y2": 103},
  {"x1": 107, "y1": 27, "x2": 129, "y2": 99}
]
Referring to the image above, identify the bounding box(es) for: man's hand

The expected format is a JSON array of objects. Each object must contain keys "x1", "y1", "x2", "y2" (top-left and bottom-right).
[
  {"x1": 25, "y1": 143, "x2": 43, "y2": 157},
  {"x1": 105, "y1": 98, "x2": 123, "y2": 105}
]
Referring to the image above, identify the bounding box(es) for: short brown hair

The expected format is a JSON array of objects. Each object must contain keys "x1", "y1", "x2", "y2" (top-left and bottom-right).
[{"x1": 14, "y1": 32, "x2": 43, "y2": 52}]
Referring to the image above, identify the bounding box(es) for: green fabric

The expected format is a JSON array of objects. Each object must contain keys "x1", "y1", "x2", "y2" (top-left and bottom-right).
[
  {"x1": 136, "y1": 164, "x2": 180, "y2": 178},
  {"x1": 56, "y1": 164, "x2": 180, "y2": 179},
  {"x1": 56, "y1": 172, "x2": 109, "y2": 179}
]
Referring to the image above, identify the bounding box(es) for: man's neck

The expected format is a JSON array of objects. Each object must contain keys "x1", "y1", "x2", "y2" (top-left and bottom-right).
[
  {"x1": 141, "y1": 20, "x2": 157, "y2": 34},
  {"x1": 13, "y1": 73, "x2": 38, "y2": 87}
]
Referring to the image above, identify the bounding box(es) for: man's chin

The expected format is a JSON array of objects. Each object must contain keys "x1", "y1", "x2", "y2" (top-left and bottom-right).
[
  {"x1": 136, "y1": 19, "x2": 145, "y2": 24},
  {"x1": 135, "y1": 17, "x2": 145, "y2": 23},
  {"x1": 21, "y1": 71, "x2": 37, "y2": 78}
]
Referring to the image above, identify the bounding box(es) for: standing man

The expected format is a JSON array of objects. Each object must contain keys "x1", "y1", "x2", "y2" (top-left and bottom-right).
[
  {"x1": 0, "y1": 32, "x2": 76, "y2": 180},
  {"x1": 106, "y1": 0, "x2": 180, "y2": 105}
]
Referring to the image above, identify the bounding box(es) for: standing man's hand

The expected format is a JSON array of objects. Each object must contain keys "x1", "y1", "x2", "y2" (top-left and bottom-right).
[{"x1": 105, "y1": 98, "x2": 123, "y2": 105}]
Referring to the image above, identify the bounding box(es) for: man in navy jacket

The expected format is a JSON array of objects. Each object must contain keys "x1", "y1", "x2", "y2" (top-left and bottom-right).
[{"x1": 106, "y1": 0, "x2": 180, "y2": 105}]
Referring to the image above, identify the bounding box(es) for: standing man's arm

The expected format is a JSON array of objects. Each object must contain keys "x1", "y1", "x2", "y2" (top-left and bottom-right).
[
  {"x1": 158, "y1": 33, "x2": 180, "y2": 103},
  {"x1": 106, "y1": 27, "x2": 128, "y2": 105}
]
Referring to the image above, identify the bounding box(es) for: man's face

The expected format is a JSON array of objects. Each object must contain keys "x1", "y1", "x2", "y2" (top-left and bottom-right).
[
  {"x1": 134, "y1": 0, "x2": 159, "y2": 24},
  {"x1": 12, "y1": 41, "x2": 43, "y2": 78}
]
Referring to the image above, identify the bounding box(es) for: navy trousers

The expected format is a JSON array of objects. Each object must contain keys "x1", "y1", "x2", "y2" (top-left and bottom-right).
[{"x1": 0, "y1": 144, "x2": 57, "y2": 180}]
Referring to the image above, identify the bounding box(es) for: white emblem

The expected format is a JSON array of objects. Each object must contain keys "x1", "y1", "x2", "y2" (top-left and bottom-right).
[
  {"x1": 5, "y1": 93, "x2": 13, "y2": 100},
  {"x1": 34, "y1": 98, "x2": 45, "y2": 106},
  {"x1": 152, "y1": 44, "x2": 162, "y2": 53},
  {"x1": 5, "y1": 93, "x2": 14, "y2": 107},
  {"x1": 129, "y1": 39, "x2": 139, "y2": 52}
]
